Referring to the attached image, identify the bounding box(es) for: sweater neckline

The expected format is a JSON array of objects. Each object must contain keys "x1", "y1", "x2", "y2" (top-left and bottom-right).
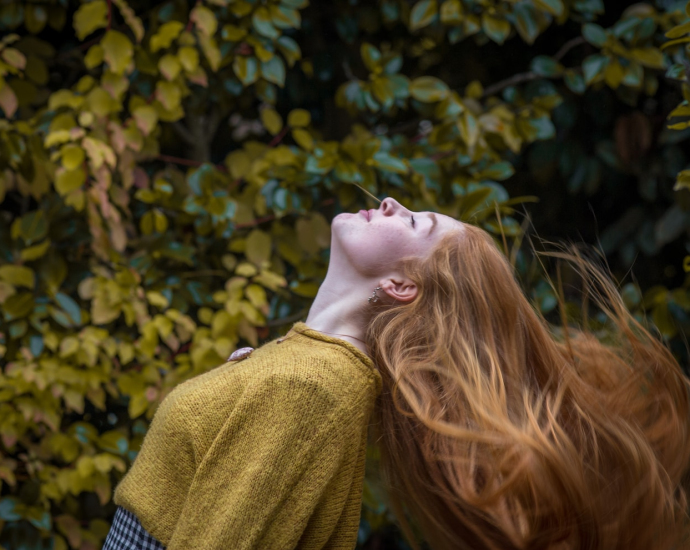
[{"x1": 289, "y1": 321, "x2": 375, "y2": 369}]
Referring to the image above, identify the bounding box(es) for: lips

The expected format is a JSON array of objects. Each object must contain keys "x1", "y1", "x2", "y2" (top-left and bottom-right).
[{"x1": 359, "y1": 210, "x2": 369, "y2": 221}]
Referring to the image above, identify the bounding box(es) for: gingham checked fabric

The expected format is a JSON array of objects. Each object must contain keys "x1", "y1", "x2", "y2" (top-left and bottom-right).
[{"x1": 102, "y1": 506, "x2": 166, "y2": 550}]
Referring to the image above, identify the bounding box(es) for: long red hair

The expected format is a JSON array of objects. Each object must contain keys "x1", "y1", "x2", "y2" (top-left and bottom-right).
[{"x1": 366, "y1": 223, "x2": 690, "y2": 550}]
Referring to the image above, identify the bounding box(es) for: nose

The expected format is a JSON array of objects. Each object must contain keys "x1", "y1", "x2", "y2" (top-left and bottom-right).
[{"x1": 380, "y1": 197, "x2": 402, "y2": 216}]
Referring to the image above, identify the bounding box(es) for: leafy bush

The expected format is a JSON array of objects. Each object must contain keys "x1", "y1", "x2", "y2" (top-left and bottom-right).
[{"x1": 0, "y1": 0, "x2": 689, "y2": 548}]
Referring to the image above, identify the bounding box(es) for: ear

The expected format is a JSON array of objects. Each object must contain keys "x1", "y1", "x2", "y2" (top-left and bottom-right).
[{"x1": 379, "y1": 277, "x2": 418, "y2": 304}]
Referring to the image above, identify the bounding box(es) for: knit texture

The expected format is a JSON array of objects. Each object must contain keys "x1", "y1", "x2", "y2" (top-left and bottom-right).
[{"x1": 113, "y1": 322, "x2": 382, "y2": 550}]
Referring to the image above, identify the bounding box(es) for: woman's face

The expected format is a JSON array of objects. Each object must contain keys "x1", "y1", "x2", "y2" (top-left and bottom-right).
[{"x1": 331, "y1": 197, "x2": 464, "y2": 277}]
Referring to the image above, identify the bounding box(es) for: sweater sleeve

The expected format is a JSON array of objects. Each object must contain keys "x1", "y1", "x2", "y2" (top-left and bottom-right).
[
  {"x1": 112, "y1": 388, "x2": 197, "y2": 544},
  {"x1": 167, "y1": 369, "x2": 371, "y2": 550}
]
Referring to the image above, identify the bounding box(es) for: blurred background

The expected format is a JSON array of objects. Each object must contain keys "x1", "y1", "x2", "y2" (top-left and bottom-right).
[{"x1": 0, "y1": 0, "x2": 689, "y2": 548}]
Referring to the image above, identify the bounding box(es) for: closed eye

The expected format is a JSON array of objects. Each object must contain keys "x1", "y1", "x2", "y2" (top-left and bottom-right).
[{"x1": 410, "y1": 215, "x2": 416, "y2": 228}]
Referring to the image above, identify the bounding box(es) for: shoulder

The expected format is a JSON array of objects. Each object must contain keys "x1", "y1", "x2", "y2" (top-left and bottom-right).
[
  {"x1": 160, "y1": 336, "x2": 378, "y2": 416},
  {"x1": 246, "y1": 340, "x2": 378, "y2": 410}
]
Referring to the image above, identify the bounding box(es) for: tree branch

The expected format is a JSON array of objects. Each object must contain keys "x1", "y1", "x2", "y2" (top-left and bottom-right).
[
  {"x1": 481, "y1": 36, "x2": 587, "y2": 99},
  {"x1": 553, "y1": 36, "x2": 587, "y2": 62},
  {"x1": 154, "y1": 154, "x2": 227, "y2": 172}
]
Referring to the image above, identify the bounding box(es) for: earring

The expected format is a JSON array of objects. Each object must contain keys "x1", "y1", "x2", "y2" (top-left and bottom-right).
[{"x1": 368, "y1": 286, "x2": 382, "y2": 303}]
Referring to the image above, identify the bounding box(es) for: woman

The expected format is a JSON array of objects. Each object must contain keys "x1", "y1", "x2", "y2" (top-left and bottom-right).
[{"x1": 103, "y1": 197, "x2": 690, "y2": 550}]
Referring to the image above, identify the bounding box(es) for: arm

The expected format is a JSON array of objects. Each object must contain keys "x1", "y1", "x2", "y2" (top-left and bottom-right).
[
  {"x1": 112, "y1": 389, "x2": 197, "y2": 545},
  {"x1": 167, "y1": 370, "x2": 372, "y2": 550}
]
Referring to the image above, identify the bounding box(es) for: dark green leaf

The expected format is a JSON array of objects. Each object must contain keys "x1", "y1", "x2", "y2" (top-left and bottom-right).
[
  {"x1": 409, "y1": 76, "x2": 449, "y2": 102},
  {"x1": 409, "y1": 0, "x2": 438, "y2": 32},
  {"x1": 582, "y1": 54, "x2": 608, "y2": 84},
  {"x1": 530, "y1": 55, "x2": 563, "y2": 77},
  {"x1": 55, "y1": 292, "x2": 82, "y2": 325},
  {"x1": 0, "y1": 497, "x2": 22, "y2": 521},
  {"x1": 261, "y1": 56, "x2": 285, "y2": 86},
  {"x1": 582, "y1": 23, "x2": 608, "y2": 47},
  {"x1": 19, "y1": 209, "x2": 47, "y2": 245}
]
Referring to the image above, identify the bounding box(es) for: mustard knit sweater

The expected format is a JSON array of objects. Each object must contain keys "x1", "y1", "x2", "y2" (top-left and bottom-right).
[{"x1": 113, "y1": 322, "x2": 382, "y2": 550}]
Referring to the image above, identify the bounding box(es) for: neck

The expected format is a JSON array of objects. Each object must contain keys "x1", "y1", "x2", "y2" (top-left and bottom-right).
[{"x1": 305, "y1": 272, "x2": 374, "y2": 356}]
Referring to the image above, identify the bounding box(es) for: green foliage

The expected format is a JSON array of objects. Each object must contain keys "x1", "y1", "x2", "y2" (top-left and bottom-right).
[{"x1": 0, "y1": 0, "x2": 689, "y2": 548}]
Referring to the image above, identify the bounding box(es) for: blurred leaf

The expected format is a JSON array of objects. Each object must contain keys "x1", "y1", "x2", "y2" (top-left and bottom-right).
[
  {"x1": 253, "y1": 7, "x2": 279, "y2": 39},
  {"x1": 191, "y1": 5, "x2": 217, "y2": 36},
  {"x1": 582, "y1": 23, "x2": 607, "y2": 47},
  {"x1": 101, "y1": 30, "x2": 133, "y2": 75},
  {"x1": 370, "y1": 152, "x2": 408, "y2": 174},
  {"x1": 361, "y1": 43, "x2": 381, "y2": 73},
  {"x1": 261, "y1": 108, "x2": 283, "y2": 135},
  {"x1": 482, "y1": 14, "x2": 510, "y2": 44},
  {"x1": 73, "y1": 0, "x2": 108, "y2": 41},
  {"x1": 150, "y1": 21, "x2": 184, "y2": 52},
  {"x1": 440, "y1": 0, "x2": 463, "y2": 25},
  {"x1": 409, "y1": 76, "x2": 449, "y2": 102},
  {"x1": 530, "y1": 55, "x2": 563, "y2": 77},
  {"x1": 582, "y1": 54, "x2": 608, "y2": 84},
  {"x1": 261, "y1": 56, "x2": 286, "y2": 86},
  {"x1": 234, "y1": 56, "x2": 259, "y2": 85},
  {"x1": 410, "y1": 0, "x2": 438, "y2": 32},
  {"x1": 287, "y1": 108, "x2": 310, "y2": 127},
  {"x1": 535, "y1": 0, "x2": 564, "y2": 17}
]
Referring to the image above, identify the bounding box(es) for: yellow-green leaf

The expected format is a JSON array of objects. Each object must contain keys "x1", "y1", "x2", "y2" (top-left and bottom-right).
[
  {"x1": 665, "y1": 20, "x2": 690, "y2": 39},
  {"x1": 132, "y1": 105, "x2": 158, "y2": 135},
  {"x1": 287, "y1": 108, "x2": 310, "y2": 128},
  {"x1": 191, "y1": 5, "x2": 217, "y2": 36},
  {"x1": 155, "y1": 80, "x2": 181, "y2": 110},
  {"x1": 198, "y1": 34, "x2": 221, "y2": 72},
  {"x1": 150, "y1": 21, "x2": 184, "y2": 52},
  {"x1": 86, "y1": 86, "x2": 115, "y2": 117},
  {"x1": 409, "y1": 76, "x2": 449, "y2": 102},
  {"x1": 0, "y1": 265, "x2": 35, "y2": 288},
  {"x1": 20, "y1": 239, "x2": 51, "y2": 261},
  {"x1": 233, "y1": 56, "x2": 258, "y2": 86},
  {"x1": 61, "y1": 144, "x2": 85, "y2": 170},
  {"x1": 73, "y1": 0, "x2": 108, "y2": 41},
  {"x1": 246, "y1": 229, "x2": 271, "y2": 266},
  {"x1": 112, "y1": 0, "x2": 145, "y2": 43},
  {"x1": 292, "y1": 128, "x2": 314, "y2": 150},
  {"x1": 440, "y1": 0, "x2": 463, "y2": 24},
  {"x1": 222, "y1": 24, "x2": 247, "y2": 42},
  {"x1": 245, "y1": 284, "x2": 267, "y2": 309},
  {"x1": 1, "y1": 48, "x2": 26, "y2": 70},
  {"x1": 630, "y1": 48, "x2": 664, "y2": 69},
  {"x1": 101, "y1": 30, "x2": 133, "y2": 74},
  {"x1": 178, "y1": 46, "x2": 199, "y2": 72},
  {"x1": 55, "y1": 168, "x2": 86, "y2": 195},
  {"x1": 260, "y1": 108, "x2": 283, "y2": 135},
  {"x1": 84, "y1": 44, "x2": 104, "y2": 69},
  {"x1": 159, "y1": 54, "x2": 181, "y2": 80}
]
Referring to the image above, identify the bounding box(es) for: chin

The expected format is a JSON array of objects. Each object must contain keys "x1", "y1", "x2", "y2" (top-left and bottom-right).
[{"x1": 330, "y1": 212, "x2": 354, "y2": 230}]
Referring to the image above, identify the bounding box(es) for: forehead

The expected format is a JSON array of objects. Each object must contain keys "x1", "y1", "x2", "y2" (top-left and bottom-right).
[{"x1": 424, "y1": 211, "x2": 464, "y2": 233}]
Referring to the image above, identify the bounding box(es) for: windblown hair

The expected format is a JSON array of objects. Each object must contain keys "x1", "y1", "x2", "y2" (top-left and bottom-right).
[{"x1": 366, "y1": 222, "x2": 690, "y2": 550}]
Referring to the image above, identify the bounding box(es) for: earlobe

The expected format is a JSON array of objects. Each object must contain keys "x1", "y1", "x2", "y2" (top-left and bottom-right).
[{"x1": 380, "y1": 278, "x2": 418, "y2": 303}]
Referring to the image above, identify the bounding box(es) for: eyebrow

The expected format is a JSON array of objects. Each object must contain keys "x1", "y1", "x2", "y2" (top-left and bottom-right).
[{"x1": 427, "y1": 213, "x2": 437, "y2": 236}]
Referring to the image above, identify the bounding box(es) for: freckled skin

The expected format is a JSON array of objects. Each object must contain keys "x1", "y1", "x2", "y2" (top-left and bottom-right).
[
  {"x1": 304, "y1": 197, "x2": 463, "y2": 355},
  {"x1": 330, "y1": 197, "x2": 462, "y2": 279}
]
